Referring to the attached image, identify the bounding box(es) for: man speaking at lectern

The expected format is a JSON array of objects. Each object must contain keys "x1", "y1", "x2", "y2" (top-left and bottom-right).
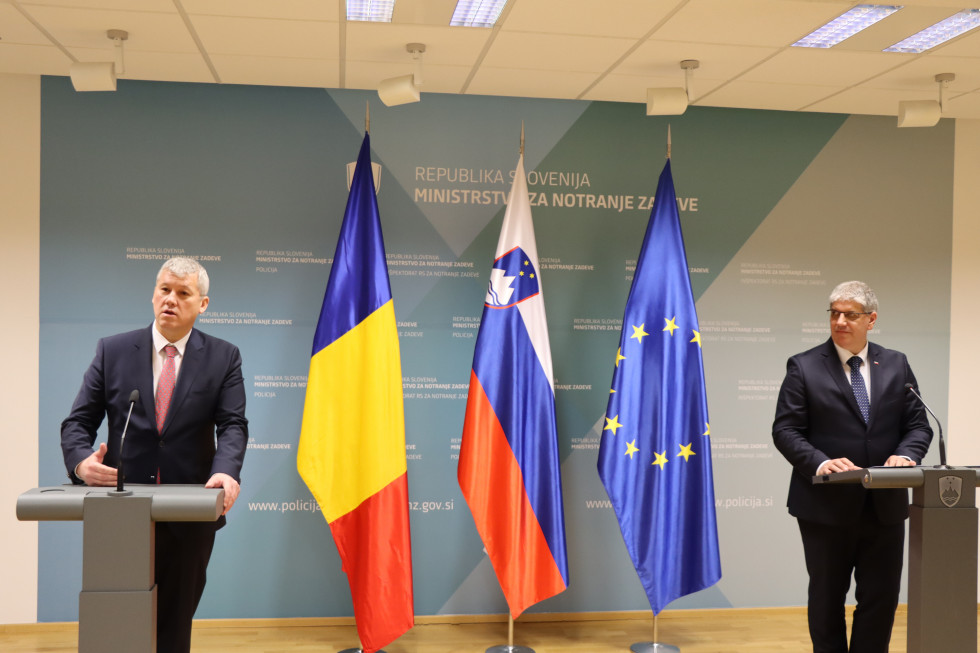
[
  {"x1": 61, "y1": 256, "x2": 248, "y2": 653},
  {"x1": 773, "y1": 280, "x2": 932, "y2": 653}
]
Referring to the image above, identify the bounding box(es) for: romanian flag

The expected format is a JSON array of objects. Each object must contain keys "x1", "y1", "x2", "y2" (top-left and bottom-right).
[
  {"x1": 458, "y1": 152, "x2": 569, "y2": 618},
  {"x1": 297, "y1": 133, "x2": 414, "y2": 653},
  {"x1": 597, "y1": 158, "x2": 721, "y2": 615}
]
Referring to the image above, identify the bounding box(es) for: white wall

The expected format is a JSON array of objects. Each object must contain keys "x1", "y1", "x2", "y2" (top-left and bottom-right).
[
  {"x1": 949, "y1": 118, "x2": 980, "y2": 464},
  {"x1": 0, "y1": 73, "x2": 40, "y2": 624},
  {"x1": 1, "y1": 78, "x2": 978, "y2": 624}
]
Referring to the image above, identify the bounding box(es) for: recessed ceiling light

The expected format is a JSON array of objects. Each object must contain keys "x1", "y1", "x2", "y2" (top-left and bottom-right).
[
  {"x1": 793, "y1": 4, "x2": 902, "y2": 49},
  {"x1": 347, "y1": 0, "x2": 395, "y2": 23},
  {"x1": 450, "y1": 0, "x2": 509, "y2": 28},
  {"x1": 884, "y1": 9, "x2": 980, "y2": 53}
]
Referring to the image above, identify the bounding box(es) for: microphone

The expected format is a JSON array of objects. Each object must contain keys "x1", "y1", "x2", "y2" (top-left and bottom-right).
[
  {"x1": 905, "y1": 383, "x2": 946, "y2": 468},
  {"x1": 115, "y1": 389, "x2": 140, "y2": 493}
]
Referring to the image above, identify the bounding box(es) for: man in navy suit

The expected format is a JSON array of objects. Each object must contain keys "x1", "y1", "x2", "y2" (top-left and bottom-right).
[
  {"x1": 61, "y1": 256, "x2": 248, "y2": 653},
  {"x1": 773, "y1": 280, "x2": 932, "y2": 653}
]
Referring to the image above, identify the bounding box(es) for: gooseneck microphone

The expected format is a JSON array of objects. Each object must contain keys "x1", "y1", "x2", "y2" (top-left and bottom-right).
[
  {"x1": 115, "y1": 389, "x2": 140, "y2": 493},
  {"x1": 905, "y1": 383, "x2": 947, "y2": 468}
]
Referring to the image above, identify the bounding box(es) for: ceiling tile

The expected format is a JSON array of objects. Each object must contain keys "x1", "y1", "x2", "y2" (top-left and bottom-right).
[
  {"x1": 181, "y1": 0, "x2": 340, "y2": 21},
  {"x1": 504, "y1": 0, "x2": 679, "y2": 38},
  {"x1": 24, "y1": 5, "x2": 196, "y2": 52},
  {"x1": 655, "y1": 0, "x2": 852, "y2": 47},
  {"x1": 0, "y1": 43, "x2": 71, "y2": 75},
  {"x1": 482, "y1": 32, "x2": 634, "y2": 72},
  {"x1": 344, "y1": 22, "x2": 490, "y2": 65},
  {"x1": 614, "y1": 40, "x2": 778, "y2": 80},
  {"x1": 701, "y1": 79, "x2": 847, "y2": 112},
  {"x1": 210, "y1": 53, "x2": 339, "y2": 87},
  {"x1": 740, "y1": 48, "x2": 904, "y2": 87},
  {"x1": 468, "y1": 66, "x2": 600, "y2": 99},
  {"x1": 192, "y1": 15, "x2": 337, "y2": 58},
  {"x1": 0, "y1": 4, "x2": 57, "y2": 45}
]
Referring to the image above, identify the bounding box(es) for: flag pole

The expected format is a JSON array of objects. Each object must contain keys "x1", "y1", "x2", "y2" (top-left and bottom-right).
[
  {"x1": 667, "y1": 124, "x2": 671, "y2": 159},
  {"x1": 485, "y1": 613, "x2": 533, "y2": 653},
  {"x1": 627, "y1": 613, "x2": 680, "y2": 653},
  {"x1": 365, "y1": 100, "x2": 370, "y2": 133}
]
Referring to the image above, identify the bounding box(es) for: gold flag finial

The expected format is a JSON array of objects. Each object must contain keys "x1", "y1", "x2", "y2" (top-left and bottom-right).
[
  {"x1": 667, "y1": 124, "x2": 672, "y2": 159},
  {"x1": 520, "y1": 121, "x2": 525, "y2": 157},
  {"x1": 365, "y1": 101, "x2": 370, "y2": 133}
]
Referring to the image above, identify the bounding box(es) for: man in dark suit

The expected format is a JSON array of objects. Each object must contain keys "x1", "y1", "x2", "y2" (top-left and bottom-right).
[
  {"x1": 61, "y1": 256, "x2": 248, "y2": 653},
  {"x1": 772, "y1": 280, "x2": 932, "y2": 653}
]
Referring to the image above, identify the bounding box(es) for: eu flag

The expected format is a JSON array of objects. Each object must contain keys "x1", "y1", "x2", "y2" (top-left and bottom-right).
[{"x1": 597, "y1": 159, "x2": 721, "y2": 615}]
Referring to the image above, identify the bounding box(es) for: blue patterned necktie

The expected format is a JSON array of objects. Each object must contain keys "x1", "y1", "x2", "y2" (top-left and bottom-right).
[{"x1": 847, "y1": 356, "x2": 869, "y2": 423}]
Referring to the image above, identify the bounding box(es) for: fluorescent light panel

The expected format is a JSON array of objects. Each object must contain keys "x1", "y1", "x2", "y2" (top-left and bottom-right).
[
  {"x1": 450, "y1": 0, "x2": 509, "y2": 27},
  {"x1": 793, "y1": 4, "x2": 902, "y2": 48},
  {"x1": 347, "y1": 0, "x2": 395, "y2": 22},
  {"x1": 884, "y1": 9, "x2": 980, "y2": 53}
]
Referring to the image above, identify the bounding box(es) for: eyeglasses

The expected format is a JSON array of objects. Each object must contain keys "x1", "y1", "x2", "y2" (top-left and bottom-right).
[{"x1": 828, "y1": 309, "x2": 872, "y2": 322}]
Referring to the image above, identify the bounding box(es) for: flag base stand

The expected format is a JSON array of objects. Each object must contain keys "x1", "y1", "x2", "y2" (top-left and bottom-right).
[
  {"x1": 338, "y1": 649, "x2": 387, "y2": 653},
  {"x1": 630, "y1": 643, "x2": 680, "y2": 653}
]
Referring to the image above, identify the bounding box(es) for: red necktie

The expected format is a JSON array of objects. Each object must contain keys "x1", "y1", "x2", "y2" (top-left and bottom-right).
[{"x1": 155, "y1": 344, "x2": 178, "y2": 432}]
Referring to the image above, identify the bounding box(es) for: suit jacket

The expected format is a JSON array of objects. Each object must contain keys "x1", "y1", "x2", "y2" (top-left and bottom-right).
[
  {"x1": 61, "y1": 325, "x2": 248, "y2": 491},
  {"x1": 772, "y1": 338, "x2": 932, "y2": 525}
]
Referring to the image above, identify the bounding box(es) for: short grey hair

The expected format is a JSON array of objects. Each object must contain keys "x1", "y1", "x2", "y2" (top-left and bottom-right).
[
  {"x1": 829, "y1": 280, "x2": 877, "y2": 313},
  {"x1": 158, "y1": 257, "x2": 210, "y2": 296}
]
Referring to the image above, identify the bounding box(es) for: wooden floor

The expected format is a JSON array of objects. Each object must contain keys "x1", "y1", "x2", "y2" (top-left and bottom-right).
[{"x1": 0, "y1": 606, "x2": 924, "y2": 653}]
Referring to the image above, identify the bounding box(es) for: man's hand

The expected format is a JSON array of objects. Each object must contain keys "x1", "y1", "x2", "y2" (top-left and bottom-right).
[
  {"x1": 205, "y1": 472, "x2": 240, "y2": 515},
  {"x1": 884, "y1": 456, "x2": 917, "y2": 467},
  {"x1": 77, "y1": 443, "x2": 118, "y2": 486},
  {"x1": 817, "y1": 457, "x2": 861, "y2": 475}
]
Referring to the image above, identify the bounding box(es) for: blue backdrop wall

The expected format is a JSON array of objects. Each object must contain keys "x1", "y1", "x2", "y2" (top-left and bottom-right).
[{"x1": 37, "y1": 77, "x2": 953, "y2": 620}]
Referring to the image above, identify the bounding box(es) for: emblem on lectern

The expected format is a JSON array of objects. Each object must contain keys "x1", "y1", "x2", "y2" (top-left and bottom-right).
[{"x1": 939, "y1": 475, "x2": 962, "y2": 508}]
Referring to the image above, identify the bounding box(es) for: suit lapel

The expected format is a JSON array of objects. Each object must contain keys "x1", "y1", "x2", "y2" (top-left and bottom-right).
[
  {"x1": 867, "y1": 342, "x2": 883, "y2": 426},
  {"x1": 136, "y1": 327, "x2": 157, "y2": 424}
]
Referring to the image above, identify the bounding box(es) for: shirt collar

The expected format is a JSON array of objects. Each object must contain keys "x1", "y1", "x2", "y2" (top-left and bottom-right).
[
  {"x1": 834, "y1": 341, "x2": 869, "y2": 367},
  {"x1": 152, "y1": 323, "x2": 191, "y2": 357}
]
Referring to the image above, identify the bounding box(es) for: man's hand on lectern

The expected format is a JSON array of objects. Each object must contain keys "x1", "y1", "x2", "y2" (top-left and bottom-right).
[{"x1": 206, "y1": 473, "x2": 240, "y2": 515}]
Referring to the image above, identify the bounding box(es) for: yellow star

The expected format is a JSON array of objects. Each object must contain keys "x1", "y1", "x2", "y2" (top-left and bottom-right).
[
  {"x1": 690, "y1": 330, "x2": 702, "y2": 347},
  {"x1": 520, "y1": 270, "x2": 525, "y2": 276},
  {"x1": 530, "y1": 273, "x2": 535, "y2": 279},
  {"x1": 524, "y1": 260, "x2": 529, "y2": 266},
  {"x1": 652, "y1": 451, "x2": 668, "y2": 470},
  {"x1": 625, "y1": 440, "x2": 639, "y2": 459},
  {"x1": 610, "y1": 388, "x2": 616, "y2": 394},
  {"x1": 663, "y1": 317, "x2": 679, "y2": 335},
  {"x1": 678, "y1": 443, "x2": 695, "y2": 462},
  {"x1": 630, "y1": 323, "x2": 648, "y2": 343},
  {"x1": 703, "y1": 423, "x2": 710, "y2": 437},
  {"x1": 604, "y1": 414, "x2": 623, "y2": 435},
  {"x1": 615, "y1": 348, "x2": 626, "y2": 367}
]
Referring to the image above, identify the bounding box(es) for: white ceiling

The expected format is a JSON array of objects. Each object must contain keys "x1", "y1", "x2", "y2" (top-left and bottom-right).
[{"x1": 3, "y1": 0, "x2": 980, "y2": 119}]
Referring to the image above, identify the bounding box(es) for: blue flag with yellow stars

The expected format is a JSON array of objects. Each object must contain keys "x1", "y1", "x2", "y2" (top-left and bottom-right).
[{"x1": 597, "y1": 158, "x2": 721, "y2": 616}]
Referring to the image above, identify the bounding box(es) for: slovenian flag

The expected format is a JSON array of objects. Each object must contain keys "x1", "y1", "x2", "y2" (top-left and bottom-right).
[
  {"x1": 297, "y1": 132, "x2": 414, "y2": 653},
  {"x1": 458, "y1": 152, "x2": 569, "y2": 618}
]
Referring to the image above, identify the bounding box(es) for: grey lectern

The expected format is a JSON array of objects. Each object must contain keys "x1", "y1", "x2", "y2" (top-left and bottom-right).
[
  {"x1": 814, "y1": 466, "x2": 979, "y2": 653},
  {"x1": 16, "y1": 484, "x2": 224, "y2": 653}
]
